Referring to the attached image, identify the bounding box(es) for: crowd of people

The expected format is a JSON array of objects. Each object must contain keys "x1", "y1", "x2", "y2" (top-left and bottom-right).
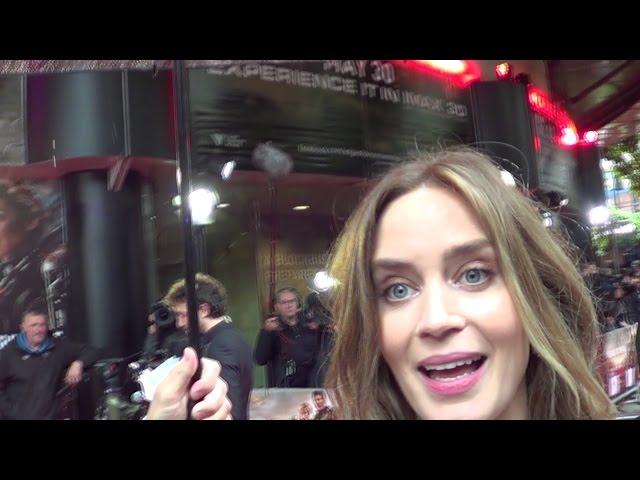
[
  {"x1": 0, "y1": 266, "x2": 335, "y2": 420},
  {"x1": 582, "y1": 261, "x2": 640, "y2": 333}
]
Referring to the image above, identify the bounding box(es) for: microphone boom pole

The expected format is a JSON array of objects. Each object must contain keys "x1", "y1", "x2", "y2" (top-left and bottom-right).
[{"x1": 172, "y1": 60, "x2": 202, "y2": 377}]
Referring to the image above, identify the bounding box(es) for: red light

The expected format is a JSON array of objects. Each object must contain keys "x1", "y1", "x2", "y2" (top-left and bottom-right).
[
  {"x1": 528, "y1": 86, "x2": 554, "y2": 118},
  {"x1": 403, "y1": 60, "x2": 481, "y2": 88},
  {"x1": 559, "y1": 127, "x2": 579, "y2": 146},
  {"x1": 528, "y1": 85, "x2": 579, "y2": 148},
  {"x1": 583, "y1": 130, "x2": 598, "y2": 144},
  {"x1": 415, "y1": 60, "x2": 466, "y2": 74},
  {"x1": 534, "y1": 136, "x2": 541, "y2": 151},
  {"x1": 495, "y1": 63, "x2": 512, "y2": 80}
]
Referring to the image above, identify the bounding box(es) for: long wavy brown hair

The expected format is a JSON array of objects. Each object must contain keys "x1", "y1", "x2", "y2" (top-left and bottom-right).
[{"x1": 325, "y1": 148, "x2": 616, "y2": 420}]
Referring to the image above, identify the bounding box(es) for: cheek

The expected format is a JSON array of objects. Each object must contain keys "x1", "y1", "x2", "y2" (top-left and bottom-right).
[
  {"x1": 461, "y1": 289, "x2": 528, "y2": 360},
  {"x1": 379, "y1": 305, "x2": 417, "y2": 365}
]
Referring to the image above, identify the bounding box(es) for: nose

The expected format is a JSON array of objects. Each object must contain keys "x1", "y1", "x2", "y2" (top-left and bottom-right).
[{"x1": 416, "y1": 279, "x2": 466, "y2": 338}]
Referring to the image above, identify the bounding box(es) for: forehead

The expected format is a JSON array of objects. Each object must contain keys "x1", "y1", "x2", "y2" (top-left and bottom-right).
[
  {"x1": 23, "y1": 314, "x2": 47, "y2": 326},
  {"x1": 374, "y1": 186, "x2": 488, "y2": 260},
  {"x1": 278, "y1": 292, "x2": 297, "y2": 301},
  {"x1": 172, "y1": 302, "x2": 188, "y2": 312}
]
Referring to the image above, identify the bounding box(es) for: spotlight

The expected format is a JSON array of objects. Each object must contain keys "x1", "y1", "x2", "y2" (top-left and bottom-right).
[
  {"x1": 588, "y1": 205, "x2": 609, "y2": 226},
  {"x1": 495, "y1": 62, "x2": 512, "y2": 80},
  {"x1": 189, "y1": 188, "x2": 219, "y2": 225},
  {"x1": 583, "y1": 131, "x2": 598, "y2": 144},
  {"x1": 173, "y1": 188, "x2": 220, "y2": 225},
  {"x1": 313, "y1": 271, "x2": 336, "y2": 292},
  {"x1": 221, "y1": 161, "x2": 235, "y2": 180}
]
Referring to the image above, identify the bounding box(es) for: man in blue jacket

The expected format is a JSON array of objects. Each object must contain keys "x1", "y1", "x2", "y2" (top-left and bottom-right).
[{"x1": 0, "y1": 302, "x2": 98, "y2": 419}]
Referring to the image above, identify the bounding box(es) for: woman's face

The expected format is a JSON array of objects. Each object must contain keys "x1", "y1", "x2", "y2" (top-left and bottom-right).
[
  {"x1": 0, "y1": 199, "x2": 27, "y2": 260},
  {"x1": 300, "y1": 403, "x2": 311, "y2": 417},
  {"x1": 372, "y1": 186, "x2": 530, "y2": 420}
]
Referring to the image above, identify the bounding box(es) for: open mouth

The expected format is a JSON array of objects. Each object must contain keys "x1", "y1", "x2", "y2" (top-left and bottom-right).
[{"x1": 418, "y1": 355, "x2": 487, "y2": 382}]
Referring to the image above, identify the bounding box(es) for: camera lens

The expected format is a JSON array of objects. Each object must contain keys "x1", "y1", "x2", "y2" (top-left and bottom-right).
[{"x1": 151, "y1": 301, "x2": 175, "y2": 329}]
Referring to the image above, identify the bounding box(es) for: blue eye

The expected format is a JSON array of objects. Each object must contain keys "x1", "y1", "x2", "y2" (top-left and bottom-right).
[
  {"x1": 384, "y1": 283, "x2": 416, "y2": 302},
  {"x1": 461, "y1": 268, "x2": 489, "y2": 285}
]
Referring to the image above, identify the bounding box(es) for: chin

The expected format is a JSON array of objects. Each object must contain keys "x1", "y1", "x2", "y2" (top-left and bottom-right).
[
  {"x1": 410, "y1": 390, "x2": 502, "y2": 420},
  {"x1": 418, "y1": 406, "x2": 496, "y2": 420}
]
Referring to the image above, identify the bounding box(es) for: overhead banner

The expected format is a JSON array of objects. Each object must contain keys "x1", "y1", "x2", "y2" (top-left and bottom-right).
[{"x1": 189, "y1": 60, "x2": 474, "y2": 177}]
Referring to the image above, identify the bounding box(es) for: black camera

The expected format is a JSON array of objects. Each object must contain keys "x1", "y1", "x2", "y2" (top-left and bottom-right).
[
  {"x1": 303, "y1": 292, "x2": 333, "y2": 327},
  {"x1": 145, "y1": 300, "x2": 187, "y2": 361},
  {"x1": 94, "y1": 355, "x2": 148, "y2": 420},
  {"x1": 150, "y1": 300, "x2": 175, "y2": 329}
]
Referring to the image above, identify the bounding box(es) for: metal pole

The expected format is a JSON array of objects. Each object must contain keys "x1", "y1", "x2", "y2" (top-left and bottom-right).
[
  {"x1": 172, "y1": 60, "x2": 202, "y2": 369},
  {"x1": 612, "y1": 222, "x2": 621, "y2": 274},
  {"x1": 612, "y1": 187, "x2": 621, "y2": 273}
]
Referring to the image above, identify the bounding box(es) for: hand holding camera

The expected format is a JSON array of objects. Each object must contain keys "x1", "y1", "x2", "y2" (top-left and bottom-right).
[{"x1": 263, "y1": 316, "x2": 281, "y2": 332}]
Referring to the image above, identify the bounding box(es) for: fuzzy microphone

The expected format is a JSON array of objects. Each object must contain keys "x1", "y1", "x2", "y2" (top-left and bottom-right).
[{"x1": 252, "y1": 143, "x2": 293, "y2": 179}]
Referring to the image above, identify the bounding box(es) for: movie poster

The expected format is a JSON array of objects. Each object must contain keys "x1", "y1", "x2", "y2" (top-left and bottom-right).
[
  {"x1": 600, "y1": 324, "x2": 638, "y2": 397},
  {"x1": 0, "y1": 75, "x2": 67, "y2": 349},
  {"x1": 249, "y1": 388, "x2": 337, "y2": 420}
]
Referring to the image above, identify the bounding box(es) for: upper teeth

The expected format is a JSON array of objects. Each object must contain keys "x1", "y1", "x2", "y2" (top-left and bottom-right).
[{"x1": 423, "y1": 357, "x2": 482, "y2": 371}]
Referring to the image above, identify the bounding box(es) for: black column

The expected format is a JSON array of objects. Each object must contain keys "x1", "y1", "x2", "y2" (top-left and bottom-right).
[
  {"x1": 64, "y1": 171, "x2": 149, "y2": 357},
  {"x1": 24, "y1": 68, "x2": 176, "y2": 418},
  {"x1": 470, "y1": 80, "x2": 539, "y2": 190},
  {"x1": 27, "y1": 69, "x2": 174, "y2": 163}
]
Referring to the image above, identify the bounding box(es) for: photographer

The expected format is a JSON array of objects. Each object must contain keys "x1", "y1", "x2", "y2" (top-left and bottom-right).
[
  {"x1": 163, "y1": 273, "x2": 253, "y2": 420},
  {"x1": 142, "y1": 302, "x2": 189, "y2": 362},
  {"x1": 613, "y1": 281, "x2": 640, "y2": 327},
  {"x1": 146, "y1": 347, "x2": 232, "y2": 421},
  {"x1": 254, "y1": 287, "x2": 322, "y2": 388}
]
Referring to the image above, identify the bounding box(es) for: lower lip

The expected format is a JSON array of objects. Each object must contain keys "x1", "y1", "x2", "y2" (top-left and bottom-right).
[{"x1": 420, "y1": 359, "x2": 487, "y2": 397}]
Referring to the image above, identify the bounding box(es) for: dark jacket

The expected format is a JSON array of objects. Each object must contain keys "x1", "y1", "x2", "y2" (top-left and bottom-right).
[
  {"x1": 308, "y1": 325, "x2": 334, "y2": 388},
  {"x1": 254, "y1": 315, "x2": 321, "y2": 388},
  {"x1": 636, "y1": 321, "x2": 640, "y2": 368},
  {"x1": 142, "y1": 328, "x2": 189, "y2": 360},
  {"x1": 614, "y1": 295, "x2": 640, "y2": 326},
  {"x1": 201, "y1": 321, "x2": 253, "y2": 420},
  {"x1": 0, "y1": 336, "x2": 99, "y2": 420}
]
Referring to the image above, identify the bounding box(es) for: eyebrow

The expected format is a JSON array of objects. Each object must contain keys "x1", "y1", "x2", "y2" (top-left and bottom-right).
[
  {"x1": 443, "y1": 238, "x2": 494, "y2": 264},
  {"x1": 372, "y1": 239, "x2": 494, "y2": 276}
]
